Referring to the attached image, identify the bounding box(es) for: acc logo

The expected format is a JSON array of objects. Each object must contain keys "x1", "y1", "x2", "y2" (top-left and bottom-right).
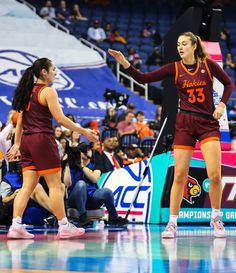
[
  {"x1": 101, "y1": 161, "x2": 152, "y2": 223},
  {"x1": 183, "y1": 175, "x2": 201, "y2": 204},
  {"x1": 0, "y1": 50, "x2": 74, "y2": 90}
]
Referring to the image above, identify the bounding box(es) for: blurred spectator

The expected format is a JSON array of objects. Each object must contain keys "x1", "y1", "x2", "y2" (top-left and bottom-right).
[
  {"x1": 66, "y1": 113, "x2": 76, "y2": 122},
  {"x1": 142, "y1": 23, "x2": 162, "y2": 46},
  {"x1": 62, "y1": 127, "x2": 72, "y2": 140},
  {"x1": 0, "y1": 116, "x2": 53, "y2": 225},
  {"x1": 88, "y1": 120, "x2": 99, "y2": 133},
  {"x1": 223, "y1": 52, "x2": 236, "y2": 75},
  {"x1": 142, "y1": 22, "x2": 155, "y2": 38},
  {"x1": 111, "y1": 136, "x2": 120, "y2": 153},
  {"x1": 91, "y1": 140, "x2": 103, "y2": 156},
  {"x1": 65, "y1": 131, "x2": 81, "y2": 168},
  {"x1": 40, "y1": 0, "x2": 56, "y2": 19},
  {"x1": 103, "y1": 106, "x2": 118, "y2": 128},
  {"x1": 70, "y1": 131, "x2": 81, "y2": 147},
  {"x1": 155, "y1": 105, "x2": 162, "y2": 122},
  {"x1": 123, "y1": 144, "x2": 147, "y2": 166},
  {"x1": 146, "y1": 47, "x2": 162, "y2": 66},
  {"x1": 96, "y1": 136, "x2": 123, "y2": 173},
  {"x1": 105, "y1": 23, "x2": 127, "y2": 45},
  {"x1": 135, "y1": 111, "x2": 155, "y2": 140},
  {"x1": 54, "y1": 125, "x2": 63, "y2": 141},
  {"x1": 87, "y1": 19, "x2": 106, "y2": 44},
  {"x1": 116, "y1": 149, "x2": 126, "y2": 162},
  {"x1": 61, "y1": 114, "x2": 77, "y2": 140},
  {"x1": 59, "y1": 137, "x2": 67, "y2": 155},
  {"x1": 128, "y1": 47, "x2": 142, "y2": 69},
  {"x1": 220, "y1": 27, "x2": 232, "y2": 52},
  {"x1": 118, "y1": 102, "x2": 137, "y2": 122},
  {"x1": 59, "y1": 137, "x2": 68, "y2": 163},
  {"x1": 56, "y1": 0, "x2": 71, "y2": 25},
  {"x1": 153, "y1": 28, "x2": 162, "y2": 46},
  {"x1": 69, "y1": 4, "x2": 88, "y2": 21},
  {"x1": 117, "y1": 111, "x2": 137, "y2": 137},
  {"x1": 66, "y1": 142, "x2": 128, "y2": 226}
]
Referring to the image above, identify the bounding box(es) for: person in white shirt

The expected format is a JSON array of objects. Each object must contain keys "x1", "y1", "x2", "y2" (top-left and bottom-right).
[
  {"x1": 40, "y1": 0, "x2": 56, "y2": 19},
  {"x1": 87, "y1": 20, "x2": 106, "y2": 44}
]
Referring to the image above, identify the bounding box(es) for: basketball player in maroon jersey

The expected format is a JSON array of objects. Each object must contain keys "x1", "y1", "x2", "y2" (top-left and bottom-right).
[
  {"x1": 109, "y1": 32, "x2": 234, "y2": 238},
  {"x1": 7, "y1": 58, "x2": 98, "y2": 239}
]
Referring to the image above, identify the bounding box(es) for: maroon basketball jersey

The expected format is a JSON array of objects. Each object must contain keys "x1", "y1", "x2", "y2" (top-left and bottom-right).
[
  {"x1": 23, "y1": 83, "x2": 53, "y2": 134},
  {"x1": 175, "y1": 59, "x2": 214, "y2": 116}
]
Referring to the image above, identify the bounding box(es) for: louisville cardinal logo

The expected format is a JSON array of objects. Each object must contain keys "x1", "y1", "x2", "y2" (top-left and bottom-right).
[{"x1": 183, "y1": 175, "x2": 201, "y2": 204}]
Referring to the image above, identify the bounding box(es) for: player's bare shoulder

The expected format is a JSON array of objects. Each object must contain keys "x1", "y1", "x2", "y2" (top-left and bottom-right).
[{"x1": 40, "y1": 86, "x2": 58, "y2": 106}]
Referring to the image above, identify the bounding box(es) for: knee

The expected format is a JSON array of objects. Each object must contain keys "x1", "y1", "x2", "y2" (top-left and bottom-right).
[
  {"x1": 75, "y1": 180, "x2": 87, "y2": 192},
  {"x1": 208, "y1": 172, "x2": 221, "y2": 184},
  {"x1": 173, "y1": 171, "x2": 188, "y2": 186},
  {"x1": 102, "y1": 188, "x2": 114, "y2": 199}
]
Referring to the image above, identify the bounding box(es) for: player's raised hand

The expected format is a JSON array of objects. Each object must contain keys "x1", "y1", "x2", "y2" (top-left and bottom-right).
[{"x1": 108, "y1": 49, "x2": 131, "y2": 69}]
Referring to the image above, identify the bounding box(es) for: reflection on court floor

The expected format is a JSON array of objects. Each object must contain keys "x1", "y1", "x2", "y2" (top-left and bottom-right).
[{"x1": 0, "y1": 224, "x2": 236, "y2": 273}]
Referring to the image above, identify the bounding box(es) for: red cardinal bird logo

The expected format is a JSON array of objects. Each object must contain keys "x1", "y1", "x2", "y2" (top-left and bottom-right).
[{"x1": 183, "y1": 176, "x2": 201, "y2": 204}]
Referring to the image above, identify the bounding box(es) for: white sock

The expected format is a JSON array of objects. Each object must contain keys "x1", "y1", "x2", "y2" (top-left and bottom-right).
[
  {"x1": 212, "y1": 209, "x2": 221, "y2": 219},
  {"x1": 58, "y1": 217, "x2": 68, "y2": 226},
  {"x1": 12, "y1": 216, "x2": 22, "y2": 226},
  {"x1": 169, "y1": 215, "x2": 178, "y2": 226}
]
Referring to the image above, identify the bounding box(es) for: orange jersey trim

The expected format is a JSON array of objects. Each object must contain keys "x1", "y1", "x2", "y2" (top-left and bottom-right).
[
  {"x1": 32, "y1": 85, "x2": 37, "y2": 93},
  {"x1": 200, "y1": 136, "x2": 220, "y2": 146},
  {"x1": 204, "y1": 60, "x2": 213, "y2": 81},
  {"x1": 180, "y1": 60, "x2": 200, "y2": 76},
  {"x1": 173, "y1": 145, "x2": 195, "y2": 150},
  {"x1": 22, "y1": 166, "x2": 37, "y2": 172},
  {"x1": 38, "y1": 167, "x2": 62, "y2": 175},
  {"x1": 175, "y1": 62, "x2": 178, "y2": 84}
]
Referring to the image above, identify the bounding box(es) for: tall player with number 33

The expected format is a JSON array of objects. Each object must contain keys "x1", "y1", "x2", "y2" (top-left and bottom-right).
[{"x1": 109, "y1": 31, "x2": 234, "y2": 238}]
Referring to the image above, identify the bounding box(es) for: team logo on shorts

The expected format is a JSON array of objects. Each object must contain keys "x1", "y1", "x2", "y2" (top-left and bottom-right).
[
  {"x1": 183, "y1": 175, "x2": 201, "y2": 204},
  {"x1": 0, "y1": 50, "x2": 74, "y2": 90},
  {"x1": 201, "y1": 69, "x2": 205, "y2": 73}
]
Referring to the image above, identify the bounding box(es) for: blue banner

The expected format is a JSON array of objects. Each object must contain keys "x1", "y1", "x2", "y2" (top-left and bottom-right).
[{"x1": 0, "y1": 49, "x2": 156, "y2": 123}]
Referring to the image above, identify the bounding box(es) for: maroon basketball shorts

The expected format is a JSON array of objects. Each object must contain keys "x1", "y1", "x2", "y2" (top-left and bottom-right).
[
  {"x1": 20, "y1": 133, "x2": 61, "y2": 174},
  {"x1": 173, "y1": 112, "x2": 220, "y2": 150}
]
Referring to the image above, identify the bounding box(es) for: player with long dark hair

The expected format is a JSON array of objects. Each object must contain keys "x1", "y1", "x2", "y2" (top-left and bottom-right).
[
  {"x1": 7, "y1": 58, "x2": 98, "y2": 239},
  {"x1": 109, "y1": 32, "x2": 234, "y2": 238}
]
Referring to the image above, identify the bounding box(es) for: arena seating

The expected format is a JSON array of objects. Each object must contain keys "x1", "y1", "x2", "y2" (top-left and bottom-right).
[{"x1": 26, "y1": 0, "x2": 236, "y2": 109}]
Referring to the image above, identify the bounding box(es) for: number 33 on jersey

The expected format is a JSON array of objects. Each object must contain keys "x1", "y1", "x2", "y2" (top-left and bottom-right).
[{"x1": 175, "y1": 60, "x2": 214, "y2": 115}]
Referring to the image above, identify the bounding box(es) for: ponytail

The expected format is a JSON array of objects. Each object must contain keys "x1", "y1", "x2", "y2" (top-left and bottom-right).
[
  {"x1": 12, "y1": 58, "x2": 52, "y2": 112},
  {"x1": 194, "y1": 35, "x2": 208, "y2": 62},
  {"x1": 12, "y1": 67, "x2": 34, "y2": 111},
  {"x1": 179, "y1": 32, "x2": 208, "y2": 62}
]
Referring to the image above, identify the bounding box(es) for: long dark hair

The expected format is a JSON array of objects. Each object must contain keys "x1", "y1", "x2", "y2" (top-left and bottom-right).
[
  {"x1": 12, "y1": 58, "x2": 52, "y2": 111},
  {"x1": 179, "y1": 32, "x2": 208, "y2": 62}
]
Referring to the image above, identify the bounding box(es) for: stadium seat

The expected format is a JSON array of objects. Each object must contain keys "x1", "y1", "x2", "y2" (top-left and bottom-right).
[
  {"x1": 140, "y1": 137, "x2": 156, "y2": 156},
  {"x1": 127, "y1": 37, "x2": 140, "y2": 46},
  {"x1": 119, "y1": 133, "x2": 139, "y2": 153},
  {"x1": 148, "y1": 65, "x2": 160, "y2": 72},
  {"x1": 140, "y1": 64, "x2": 148, "y2": 72},
  {"x1": 140, "y1": 38, "x2": 154, "y2": 46},
  {"x1": 101, "y1": 128, "x2": 118, "y2": 141},
  {"x1": 139, "y1": 44, "x2": 154, "y2": 54},
  {"x1": 111, "y1": 43, "x2": 126, "y2": 51}
]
